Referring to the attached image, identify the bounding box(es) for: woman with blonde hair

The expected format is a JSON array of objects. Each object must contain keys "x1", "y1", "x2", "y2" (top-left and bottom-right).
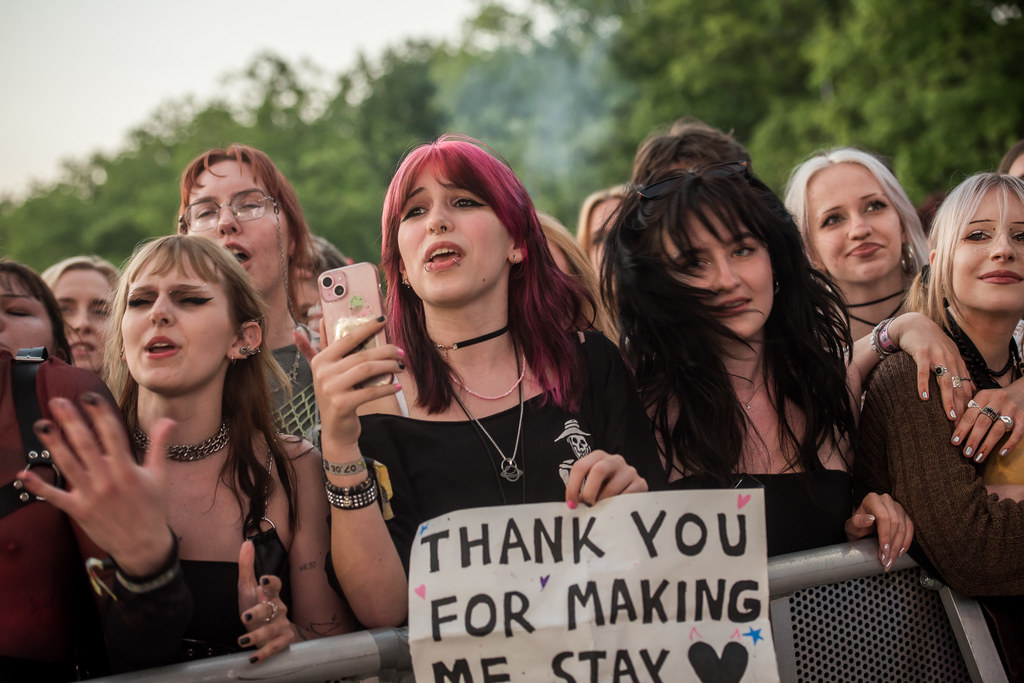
[
  {"x1": 539, "y1": 211, "x2": 618, "y2": 341},
  {"x1": 576, "y1": 184, "x2": 629, "y2": 275},
  {"x1": 856, "y1": 173, "x2": 1024, "y2": 678},
  {"x1": 41, "y1": 255, "x2": 119, "y2": 375},
  {"x1": 23, "y1": 236, "x2": 403, "y2": 670},
  {"x1": 785, "y1": 148, "x2": 929, "y2": 340}
]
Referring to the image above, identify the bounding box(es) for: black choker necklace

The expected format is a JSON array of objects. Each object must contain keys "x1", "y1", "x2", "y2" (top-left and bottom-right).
[
  {"x1": 849, "y1": 300, "x2": 904, "y2": 328},
  {"x1": 847, "y1": 289, "x2": 905, "y2": 308},
  {"x1": 947, "y1": 316, "x2": 1023, "y2": 389},
  {"x1": 435, "y1": 325, "x2": 509, "y2": 351}
]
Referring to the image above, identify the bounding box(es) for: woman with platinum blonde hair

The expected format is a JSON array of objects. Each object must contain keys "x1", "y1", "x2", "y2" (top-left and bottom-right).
[
  {"x1": 856, "y1": 173, "x2": 1024, "y2": 679},
  {"x1": 22, "y1": 236, "x2": 403, "y2": 671},
  {"x1": 41, "y1": 255, "x2": 119, "y2": 375},
  {"x1": 785, "y1": 147, "x2": 929, "y2": 341}
]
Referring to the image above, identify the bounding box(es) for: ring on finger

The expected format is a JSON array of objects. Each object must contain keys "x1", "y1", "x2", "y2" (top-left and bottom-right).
[
  {"x1": 951, "y1": 375, "x2": 962, "y2": 388},
  {"x1": 933, "y1": 365, "x2": 948, "y2": 377},
  {"x1": 981, "y1": 406, "x2": 999, "y2": 421},
  {"x1": 1000, "y1": 415, "x2": 1015, "y2": 430},
  {"x1": 967, "y1": 399, "x2": 981, "y2": 410},
  {"x1": 262, "y1": 600, "x2": 279, "y2": 623}
]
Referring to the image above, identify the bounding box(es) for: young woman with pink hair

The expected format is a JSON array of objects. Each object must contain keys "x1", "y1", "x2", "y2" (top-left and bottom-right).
[{"x1": 304, "y1": 135, "x2": 665, "y2": 570}]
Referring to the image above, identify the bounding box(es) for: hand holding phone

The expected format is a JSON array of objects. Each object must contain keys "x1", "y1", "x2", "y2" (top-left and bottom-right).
[{"x1": 319, "y1": 263, "x2": 393, "y2": 388}]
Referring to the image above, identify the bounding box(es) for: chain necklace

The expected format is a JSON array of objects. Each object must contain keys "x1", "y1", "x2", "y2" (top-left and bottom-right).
[
  {"x1": 452, "y1": 379, "x2": 525, "y2": 483},
  {"x1": 133, "y1": 421, "x2": 230, "y2": 462}
]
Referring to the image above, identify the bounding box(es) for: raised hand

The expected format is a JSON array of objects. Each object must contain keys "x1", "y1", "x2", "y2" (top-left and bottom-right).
[
  {"x1": 17, "y1": 393, "x2": 175, "y2": 576},
  {"x1": 236, "y1": 540, "x2": 301, "y2": 664}
]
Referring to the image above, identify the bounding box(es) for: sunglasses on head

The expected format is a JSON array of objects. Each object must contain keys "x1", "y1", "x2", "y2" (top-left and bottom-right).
[{"x1": 637, "y1": 160, "x2": 750, "y2": 201}]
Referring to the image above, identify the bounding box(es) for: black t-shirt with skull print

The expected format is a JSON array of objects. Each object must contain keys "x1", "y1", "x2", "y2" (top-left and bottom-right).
[{"x1": 358, "y1": 331, "x2": 666, "y2": 570}]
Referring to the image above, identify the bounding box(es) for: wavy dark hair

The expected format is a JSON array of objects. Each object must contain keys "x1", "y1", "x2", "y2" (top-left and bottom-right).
[{"x1": 602, "y1": 165, "x2": 856, "y2": 485}]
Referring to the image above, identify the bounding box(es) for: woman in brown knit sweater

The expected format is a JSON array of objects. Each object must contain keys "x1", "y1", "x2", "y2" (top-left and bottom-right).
[{"x1": 856, "y1": 172, "x2": 1024, "y2": 678}]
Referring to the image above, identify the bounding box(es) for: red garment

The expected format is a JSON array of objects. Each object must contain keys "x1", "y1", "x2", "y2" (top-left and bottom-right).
[{"x1": 0, "y1": 351, "x2": 114, "y2": 666}]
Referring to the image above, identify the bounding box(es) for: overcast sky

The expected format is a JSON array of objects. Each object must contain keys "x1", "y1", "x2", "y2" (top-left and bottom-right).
[{"x1": 0, "y1": 0, "x2": 486, "y2": 199}]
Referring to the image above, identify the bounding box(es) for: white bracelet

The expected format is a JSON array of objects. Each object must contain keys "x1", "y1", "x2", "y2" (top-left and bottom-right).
[{"x1": 323, "y1": 458, "x2": 367, "y2": 477}]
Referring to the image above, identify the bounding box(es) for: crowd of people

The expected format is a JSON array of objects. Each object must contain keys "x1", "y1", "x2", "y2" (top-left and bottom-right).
[{"x1": 2, "y1": 125, "x2": 1024, "y2": 680}]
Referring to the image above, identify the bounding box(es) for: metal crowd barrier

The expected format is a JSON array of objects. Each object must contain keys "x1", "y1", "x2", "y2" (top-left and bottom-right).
[{"x1": 91, "y1": 540, "x2": 1005, "y2": 682}]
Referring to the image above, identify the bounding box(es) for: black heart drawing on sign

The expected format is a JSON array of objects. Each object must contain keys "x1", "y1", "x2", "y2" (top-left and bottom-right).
[{"x1": 687, "y1": 641, "x2": 749, "y2": 683}]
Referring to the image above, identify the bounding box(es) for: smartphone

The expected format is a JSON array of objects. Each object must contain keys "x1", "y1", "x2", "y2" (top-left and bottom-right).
[{"x1": 319, "y1": 262, "x2": 393, "y2": 388}]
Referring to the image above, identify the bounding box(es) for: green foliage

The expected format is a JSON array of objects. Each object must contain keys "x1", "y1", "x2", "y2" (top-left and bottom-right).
[{"x1": 1, "y1": 0, "x2": 1021, "y2": 273}]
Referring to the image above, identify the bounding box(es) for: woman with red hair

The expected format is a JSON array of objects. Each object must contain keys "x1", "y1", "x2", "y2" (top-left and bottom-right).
[{"x1": 305, "y1": 135, "x2": 665, "y2": 570}]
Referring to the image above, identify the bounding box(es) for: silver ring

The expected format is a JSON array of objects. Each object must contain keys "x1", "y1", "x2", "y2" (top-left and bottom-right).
[
  {"x1": 967, "y1": 399, "x2": 981, "y2": 410},
  {"x1": 981, "y1": 406, "x2": 999, "y2": 421},
  {"x1": 263, "y1": 600, "x2": 279, "y2": 623},
  {"x1": 933, "y1": 365, "x2": 948, "y2": 377},
  {"x1": 951, "y1": 375, "x2": 962, "y2": 388},
  {"x1": 1000, "y1": 415, "x2": 1015, "y2": 430}
]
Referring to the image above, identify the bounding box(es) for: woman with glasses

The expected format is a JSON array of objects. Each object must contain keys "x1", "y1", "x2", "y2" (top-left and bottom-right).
[
  {"x1": 601, "y1": 161, "x2": 969, "y2": 563},
  {"x1": 177, "y1": 145, "x2": 320, "y2": 441},
  {"x1": 299, "y1": 135, "x2": 665, "y2": 572},
  {"x1": 856, "y1": 173, "x2": 1024, "y2": 678},
  {"x1": 20, "y1": 237, "x2": 404, "y2": 670}
]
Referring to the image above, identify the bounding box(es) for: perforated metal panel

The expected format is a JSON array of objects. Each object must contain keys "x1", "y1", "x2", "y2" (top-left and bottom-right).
[{"x1": 772, "y1": 567, "x2": 972, "y2": 682}]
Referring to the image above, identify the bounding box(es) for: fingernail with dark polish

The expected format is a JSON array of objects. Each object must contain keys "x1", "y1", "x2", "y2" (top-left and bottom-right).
[
  {"x1": 239, "y1": 636, "x2": 250, "y2": 646},
  {"x1": 261, "y1": 576, "x2": 270, "y2": 586},
  {"x1": 82, "y1": 392, "x2": 99, "y2": 406},
  {"x1": 249, "y1": 656, "x2": 259, "y2": 664},
  {"x1": 34, "y1": 421, "x2": 52, "y2": 434},
  {"x1": 244, "y1": 613, "x2": 252, "y2": 622},
  {"x1": 375, "y1": 315, "x2": 385, "y2": 323},
  {"x1": 398, "y1": 361, "x2": 406, "y2": 371}
]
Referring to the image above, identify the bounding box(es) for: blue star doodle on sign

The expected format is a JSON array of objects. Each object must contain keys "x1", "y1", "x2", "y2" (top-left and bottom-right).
[
  {"x1": 743, "y1": 628, "x2": 763, "y2": 645},
  {"x1": 420, "y1": 522, "x2": 429, "y2": 536}
]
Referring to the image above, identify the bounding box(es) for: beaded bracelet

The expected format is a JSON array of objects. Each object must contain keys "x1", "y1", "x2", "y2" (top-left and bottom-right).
[
  {"x1": 870, "y1": 317, "x2": 898, "y2": 360},
  {"x1": 324, "y1": 473, "x2": 378, "y2": 510},
  {"x1": 323, "y1": 457, "x2": 367, "y2": 477}
]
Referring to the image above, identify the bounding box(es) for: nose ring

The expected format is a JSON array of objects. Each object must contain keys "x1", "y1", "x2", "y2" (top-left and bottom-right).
[{"x1": 429, "y1": 225, "x2": 448, "y2": 235}]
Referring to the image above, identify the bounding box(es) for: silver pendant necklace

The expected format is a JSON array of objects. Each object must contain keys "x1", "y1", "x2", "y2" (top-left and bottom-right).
[{"x1": 452, "y1": 367, "x2": 525, "y2": 483}]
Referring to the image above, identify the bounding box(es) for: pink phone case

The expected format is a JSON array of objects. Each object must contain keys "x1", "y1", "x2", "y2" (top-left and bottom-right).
[{"x1": 319, "y1": 263, "x2": 392, "y2": 387}]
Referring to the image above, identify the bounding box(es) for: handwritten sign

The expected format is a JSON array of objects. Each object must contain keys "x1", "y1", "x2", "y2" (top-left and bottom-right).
[{"x1": 408, "y1": 490, "x2": 778, "y2": 682}]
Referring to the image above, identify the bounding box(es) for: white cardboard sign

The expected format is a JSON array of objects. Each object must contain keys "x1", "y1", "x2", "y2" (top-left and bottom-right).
[{"x1": 408, "y1": 489, "x2": 779, "y2": 682}]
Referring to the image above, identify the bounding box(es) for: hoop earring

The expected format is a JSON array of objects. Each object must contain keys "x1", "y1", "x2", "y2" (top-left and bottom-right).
[{"x1": 900, "y1": 242, "x2": 916, "y2": 275}]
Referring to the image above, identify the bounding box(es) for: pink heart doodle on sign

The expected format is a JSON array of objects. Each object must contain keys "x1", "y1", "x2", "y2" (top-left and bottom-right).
[
  {"x1": 689, "y1": 627, "x2": 703, "y2": 641},
  {"x1": 414, "y1": 584, "x2": 426, "y2": 600},
  {"x1": 737, "y1": 493, "x2": 751, "y2": 509},
  {"x1": 540, "y1": 575, "x2": 550, "y2": 589},
  {"x1": 731, "y1": 629, "x2": 742, "y2": 639}
]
